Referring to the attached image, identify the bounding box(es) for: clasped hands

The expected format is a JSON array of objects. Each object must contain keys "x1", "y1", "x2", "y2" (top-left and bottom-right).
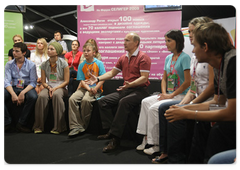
[
  {"x1": 164, "y1": 105, "x2": 188, "y2": 123},
  {"x1": 12, "y1": 92, "x2": 25, "y2": 106},
  {"x1": 156, "y1": 93, "x2": 187, "y2": 122},
  {"x1": 48, "y1": 87, "x2": 56, "y2": 99},
  {"x1": 89, "y1": 87, "x2": 98, "y2": 96},
  {"x1": 37, "y1": 77, "x2": 42, "y2": 84},
  {"x1": 157, "y1": 93, "x2": 174, "y2": 101}
]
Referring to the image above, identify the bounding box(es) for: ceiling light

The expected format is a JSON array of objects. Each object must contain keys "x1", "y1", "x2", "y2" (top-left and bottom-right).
[{"x1": 24, "y1": 24, "x2": 34, "y2": 30}]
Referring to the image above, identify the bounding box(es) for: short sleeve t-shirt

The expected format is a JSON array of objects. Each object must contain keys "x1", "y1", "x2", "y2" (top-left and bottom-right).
[
  {"x1": 164, "y1": 51, "x2": 191, "y2": 94},
  {"x1": 77, "y1": 58, "x2": 106, "y2": 91}
]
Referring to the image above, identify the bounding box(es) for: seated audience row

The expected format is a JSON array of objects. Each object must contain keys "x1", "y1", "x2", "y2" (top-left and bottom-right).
[
  {"x1": 152, "y1": 16, "x2": 215, "y2": 163},
  {"x1": 4, "y1": 18, "x2": 236, "y2": 164},
  {"x1": 156, "y1": 20, "x2": 236, "y2": 164}
]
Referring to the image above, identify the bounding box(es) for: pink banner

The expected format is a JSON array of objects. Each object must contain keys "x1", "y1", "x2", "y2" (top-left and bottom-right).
[{"x1": 77, "y1": 5, "x2": 181, "y2": 79}]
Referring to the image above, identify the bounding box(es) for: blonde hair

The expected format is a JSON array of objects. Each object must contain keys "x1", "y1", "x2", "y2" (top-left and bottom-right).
[
  {"x1": 35, "y1": 38, "x2": 48, "y2": 59},
  {"x1": 85, "y1": 39, "x2": 99, "y2": 57},
  {"x1": 12, "y1": 34, "x2": 23, "y2": 41},
  {"x1": 83, "y1": 42, "x2": 96, "y2": 52},
  {"x1": 189, "y1": 16, "x2": 213, "y2": 26}
]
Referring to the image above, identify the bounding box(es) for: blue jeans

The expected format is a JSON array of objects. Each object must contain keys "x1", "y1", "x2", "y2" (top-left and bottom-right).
[
  {"x1": 158, "y1": 100, "x2": 188, "y2": 163},
  {"x1": 4, "y1": 86, "x2": 38, "y2": 126},
  {"x1": 208, "y1": 149, "x2": 236, "y2": 164},
  {"x1": 68, "y1": 70, "x2": 77, "y2": 96}
]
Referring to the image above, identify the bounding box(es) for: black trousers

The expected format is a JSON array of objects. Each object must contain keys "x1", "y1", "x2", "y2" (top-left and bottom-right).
[
  {"x1": 187, "y1": 121, "x2": 211, "y2": 163},
  {"x1": 188, "y1": 121, "x2": 236, "y2": 163},
  {"x1": 98, "y1": 87, "x2": 149, "y2": 138},
  {"x1": 205, "y1": 122, "x2": 236, "y2": 161}
]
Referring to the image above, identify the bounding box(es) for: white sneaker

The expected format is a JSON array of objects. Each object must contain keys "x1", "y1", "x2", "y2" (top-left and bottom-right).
[
  {"x1": 143, "y1": 145, "x2": 160, "y2": 155},
  {"x1": 136, "y1": 136, "x2": 147, "y2": 150},
  {"x1": 68, "y1": 127, "x2": 85, "y2": 137}
]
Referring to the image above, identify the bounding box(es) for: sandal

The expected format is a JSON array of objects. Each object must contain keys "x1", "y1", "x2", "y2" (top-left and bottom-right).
[
  {"x1": 50, "y1": 130, "x2": 60, "y2": 135},
  {"x1": 152, "y1": 156, "x2": 160, "y2": 162},
  {"x1": 152, "y1": 156, "x2": 168, "y2": 164},
  {"x1": 34, "y1": 129, "x2": 43, "y2": 134}
]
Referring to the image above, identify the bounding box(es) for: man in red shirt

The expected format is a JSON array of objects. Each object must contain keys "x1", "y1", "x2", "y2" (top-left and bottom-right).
[{"x1": 86, "y1": 32, "x2": 151, "y2": 152}]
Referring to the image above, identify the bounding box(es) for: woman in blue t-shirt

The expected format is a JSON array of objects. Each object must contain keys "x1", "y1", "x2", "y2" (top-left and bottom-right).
[{"x1": 136, "y1": 30, "x2": 191, "y2": 155}]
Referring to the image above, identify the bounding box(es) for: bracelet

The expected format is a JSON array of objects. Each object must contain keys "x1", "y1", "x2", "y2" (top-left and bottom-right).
[
  {"x1": 190, "y1": 101, "x2": 193, "y2": 104},
  {"x1": 195, "y1": 110, "x2": 198, "y2": 123},
  {"x1": 97, "y1": 77, "x2": 100, "y2": 82}
]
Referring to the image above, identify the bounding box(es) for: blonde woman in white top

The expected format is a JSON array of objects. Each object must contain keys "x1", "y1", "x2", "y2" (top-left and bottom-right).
[{"x1": 30, "y1": 38, "x2": 49, "y2": 94}]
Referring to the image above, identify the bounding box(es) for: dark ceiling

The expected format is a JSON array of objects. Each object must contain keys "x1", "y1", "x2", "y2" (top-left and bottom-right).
[{"x1": 5, "y1": 5, "x2": 236, "y2": 42}]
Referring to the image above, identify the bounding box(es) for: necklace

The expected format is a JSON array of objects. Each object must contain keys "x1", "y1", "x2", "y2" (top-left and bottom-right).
[
  {"x1": 50, "y1": 63, "x2": 57, "y2": 69},
  {"x1": 50, "y1": 60, "x2": 57, "y2": 72}
]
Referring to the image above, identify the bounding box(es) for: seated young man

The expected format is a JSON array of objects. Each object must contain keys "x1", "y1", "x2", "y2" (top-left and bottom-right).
[
  {"x1": 162, "y1": 23, "x2": 236, "y2": 163},
  {"x1": 5, "y1": 42, "x2": 38, "y2": 132}
]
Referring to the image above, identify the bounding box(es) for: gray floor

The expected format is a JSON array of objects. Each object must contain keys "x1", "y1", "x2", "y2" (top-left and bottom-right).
[{"x1": 4, "y1": 132, "x2": 157, "y2": 164}]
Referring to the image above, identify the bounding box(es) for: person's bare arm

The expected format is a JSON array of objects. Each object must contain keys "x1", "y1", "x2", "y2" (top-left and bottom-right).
[
  {"x1": 85, "y1": 68, "x2": 120, "y2": 85},
  {"x1": 6, "y1": 86, "x2": 18, "y2": 104},
  {"x1": 159, "y1": 69, "x2": 191, "y2": 100},
  {"x1": 165, "y1": 94, "x2": 234, "y2": 122},
  {"x1": 117, "y1": 72, "x2": 149, "y2": 91}
]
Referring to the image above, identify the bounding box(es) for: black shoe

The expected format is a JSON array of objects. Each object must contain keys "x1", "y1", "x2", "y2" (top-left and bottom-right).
[
  {"x1": 16, "y1": 123, "x2": 31, "y2": 133},
  {"x1": 5, "y1": 124, "x2": 15, "y2": 133},
  {"x1": 97, "y1": 132, "x2": 111, "y2": 140},
  {"x1": 102, "y1": 137, "x2": 120, "y2": 153}
]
